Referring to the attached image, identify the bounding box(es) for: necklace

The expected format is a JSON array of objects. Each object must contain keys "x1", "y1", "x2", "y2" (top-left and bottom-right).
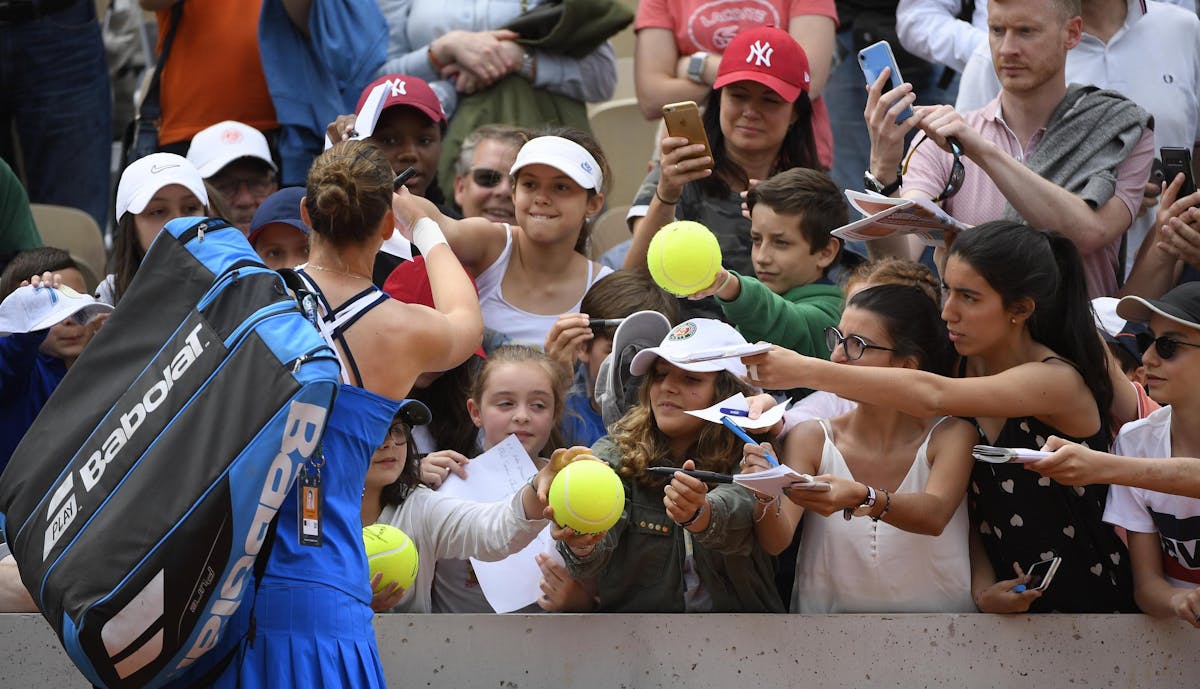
[{"x1": 307, "y1": 262, "x2": 373, "y2": 282}]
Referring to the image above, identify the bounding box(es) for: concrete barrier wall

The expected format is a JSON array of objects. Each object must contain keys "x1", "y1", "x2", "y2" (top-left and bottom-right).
[{"x1": 2, "y1": 612, "x2": 1195, "y2": 688}]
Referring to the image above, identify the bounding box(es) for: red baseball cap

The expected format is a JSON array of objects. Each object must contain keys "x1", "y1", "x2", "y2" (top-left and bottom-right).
[
  {"x1": 354, "y1": 74, "x2": 446, "y2": 137},
  {"x1": 712, "y1": 26, "x2": 811, "y2": 103},
  {"x1": 383, "y1": 256, "x2": 486, "y2": 359}
]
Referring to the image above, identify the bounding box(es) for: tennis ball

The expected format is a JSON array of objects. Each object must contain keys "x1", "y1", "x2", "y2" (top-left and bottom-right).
[
  {"x1": 646, "y1": 220, "x2": 722, "y2": 296},
  {"x1": 362, "y1": 524, "x2": 419, "y2": 592},
  {"x1": 548, "y1": 459, "x2": 625, "y2": 534}
]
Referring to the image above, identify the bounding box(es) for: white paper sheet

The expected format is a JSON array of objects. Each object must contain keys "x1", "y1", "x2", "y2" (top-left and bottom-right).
[
  {"x1": 972, "y1": 445, "x2": 1051, "y2": 464},
  {"x1": 684, "y1": 393, "x2": 791, "y2": 430},
  {"x1": 436, "y1": 434, "x2": 552, "y2": 613},
  {"x1": 732, "y1": 464, "x2": 829, "y2": 496},
  {"x1": 380, "y1": 229, "x2": 414, "y2": 260}
]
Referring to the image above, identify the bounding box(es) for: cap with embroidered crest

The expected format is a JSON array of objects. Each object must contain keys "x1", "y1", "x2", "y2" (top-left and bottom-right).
[
  {"x1": 713, "y1": 25, "x2": 811, "y2": 103},
  {"x1": 629, "y1": 318, "x2": 748, "y2": 378},
  {"x1": 186, "y1": 120, "x2": 276, "y2": 178},
  {"x1": 353, "y1": 74, "x2": 446, "y2": 140},
  {"x1": 509, "y1": 135, "x2": 604, "y2": 192}
]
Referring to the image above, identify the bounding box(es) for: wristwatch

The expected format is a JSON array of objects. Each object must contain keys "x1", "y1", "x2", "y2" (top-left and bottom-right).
[
  {"x1": 844, "y1": 484, "x2": 877, "y2": 520},
  {"x1": 687, "y1": 52, "x2": 709, "y2": 84},
  {"x1": 519, "y1": 48, "x2": 537, "y2": 81},
  {"x1": 864, "y1": 169, "x2": 902, "y2": 196}
]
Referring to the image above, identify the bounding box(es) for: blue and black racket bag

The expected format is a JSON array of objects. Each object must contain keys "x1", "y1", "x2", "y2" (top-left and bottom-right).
[{"x1": 0, "y1": 217, "x2": 340, "y2": 688}]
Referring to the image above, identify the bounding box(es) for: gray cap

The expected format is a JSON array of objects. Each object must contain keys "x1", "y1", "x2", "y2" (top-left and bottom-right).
[{"x1": 593, "y1": 310, "x2": 671, "y2": 428}]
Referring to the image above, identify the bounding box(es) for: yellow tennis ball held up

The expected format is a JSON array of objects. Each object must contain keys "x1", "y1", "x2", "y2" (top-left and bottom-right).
[
  {"x1": 548, "y1": 459, "x2": 625, "y2": 534},
  {"x1": 363, "y1": 524, "x2": 419, "y2": 592},
  {"x1": 646, "y1": 220, "x2": 723, "y2": 296}
]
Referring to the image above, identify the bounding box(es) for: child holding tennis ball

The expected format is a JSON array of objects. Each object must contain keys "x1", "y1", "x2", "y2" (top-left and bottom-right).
[
  {"x1": 553, "y1": 317, "x2": 785, "y2": 613},
  {"x1": 689, "y1": 168, "x2": 846, "y2": 361},
  {"x1": 392, "y1": 128, "x2": 613, "y2": 347},
  {"x1": 361, "y1": 398, "x2": 561, "y2": 614},
  {"x1": 427, "y1": 345, "x2": 574, "y2": 612}
]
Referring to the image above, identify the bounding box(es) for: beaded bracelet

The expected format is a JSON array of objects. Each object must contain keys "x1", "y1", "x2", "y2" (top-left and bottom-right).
[{"x1": 871, "y1": 488, "x2": 891, "y2": 522}]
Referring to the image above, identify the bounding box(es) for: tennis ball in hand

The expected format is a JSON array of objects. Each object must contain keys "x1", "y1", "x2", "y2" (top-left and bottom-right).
[
  {"x1": 646, "y1": 220, "x2": 723, "y2": 296},
  {"x1": 363, "y1": 524, "x2": 419, "y2": 592},
  {"x1": 548, "y1": 459, "x2": 625, "y2": 534}
]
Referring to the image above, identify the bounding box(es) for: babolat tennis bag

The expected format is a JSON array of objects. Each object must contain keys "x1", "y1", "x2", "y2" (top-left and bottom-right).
[{"x1": 0, "y1": 217, "x2": 340, "y2": 688}]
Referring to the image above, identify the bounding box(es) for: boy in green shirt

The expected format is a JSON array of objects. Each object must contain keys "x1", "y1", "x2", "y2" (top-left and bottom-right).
[{"x1": 697, "y1": 168, "x2": 845, "y2": 359}]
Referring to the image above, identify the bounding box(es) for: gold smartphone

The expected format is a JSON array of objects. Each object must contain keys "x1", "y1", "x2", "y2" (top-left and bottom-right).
[{"x1": 662, "y1": 101, "x2": 713, "y2": 162}]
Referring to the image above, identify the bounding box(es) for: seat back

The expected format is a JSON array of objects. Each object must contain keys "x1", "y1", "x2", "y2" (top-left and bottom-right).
[{"x1": 30, "y1": 204, "x2": 108, "y2": 293}]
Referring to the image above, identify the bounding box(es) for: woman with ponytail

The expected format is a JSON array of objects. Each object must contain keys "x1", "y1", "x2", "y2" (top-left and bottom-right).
[{"x1": 743, "y1": 221, "x2": 1136, "y2": 614}]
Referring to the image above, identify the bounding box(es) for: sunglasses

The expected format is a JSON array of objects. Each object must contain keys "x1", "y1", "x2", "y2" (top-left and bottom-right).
[
  {"x1": 902, "y1": 135, "x2": 965, "y2": 202},
  {"x1": 824, "y1": 326, "x2": 898, "y2": 361},
  {"x1": 1149, "y1": 335, "x2": 1200, "y2": 360},
  {"x1": 470, "y1": 168, "x2": 506, "y2": 188}
]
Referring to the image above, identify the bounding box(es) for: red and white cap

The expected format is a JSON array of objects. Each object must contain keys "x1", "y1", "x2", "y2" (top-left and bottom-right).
[
  {"x1": 713, "y1": 26, "x2": 811, "y2": 103},
  {"x1": 354, "y1": 74, "x2": 446, "y2": 138},
  {"x1": 186, "y1": 120, "x2": 276, "y2": 178},
  {"x1": 115, "y1": 153, "x2": 209, "y2": 223}
]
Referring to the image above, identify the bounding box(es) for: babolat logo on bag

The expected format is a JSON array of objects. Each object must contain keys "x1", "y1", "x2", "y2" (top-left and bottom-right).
[
  {"x1": 0, "y1": 217, "x2": 339, "y2": 689},
  {"x1": 41, "y1": 317, "x2": 220, "y2": 563}
]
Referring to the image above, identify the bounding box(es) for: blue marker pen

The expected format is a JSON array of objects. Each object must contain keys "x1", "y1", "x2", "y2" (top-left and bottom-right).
[
  {"x1": 1013, "y1": 584, "x2": 1027, "y2": 593},
  {"x1": 720, "y1": 416, "x2": 778, "y2": 467},
  {"x1": 719, "y1": 407, "x2": 750, "y2": 417}
]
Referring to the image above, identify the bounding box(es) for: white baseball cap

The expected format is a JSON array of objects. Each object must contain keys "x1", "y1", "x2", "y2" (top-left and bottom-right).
[
  {"x1": 186, "y1": 121, "x2": 276, "y2": 178},
  {"x1": 115, "y1": 153, "x2": 209, "y2": 223},
  {"x1": 510, "y1": 135, "x2": 603, "y2": 191},
  {"x1": 630, "y1": 319, "x2": 748, "y2": 378},
  {"x1": 0, "y1": 284, "x2": 113, "y2": 336}
]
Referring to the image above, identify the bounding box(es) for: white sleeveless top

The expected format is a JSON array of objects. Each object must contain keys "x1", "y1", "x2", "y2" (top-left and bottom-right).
[
  {"x1": 474, "y1": 225, "x2": 612, "y2": 347},
  {"x1": 792, "y1": 417, "x2": 974, "y2": 613}
]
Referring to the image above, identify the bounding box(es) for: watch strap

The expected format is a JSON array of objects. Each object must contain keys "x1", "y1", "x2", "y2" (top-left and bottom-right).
[{"x1": 864, "y1": 170, "x2": 902, "y2": 196}]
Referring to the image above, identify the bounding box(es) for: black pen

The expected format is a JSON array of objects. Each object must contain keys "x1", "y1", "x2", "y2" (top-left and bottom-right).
[
  {"x1": 393, "y1": 167, "x2": 417, "y2": 190},
  {"x1": 646, "y1": 467, "x2": 733, "y2": 483}
]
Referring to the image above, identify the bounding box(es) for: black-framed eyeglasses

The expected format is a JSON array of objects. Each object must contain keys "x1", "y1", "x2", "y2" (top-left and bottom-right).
[
  {"x1": 824, "y1": 326, "x2": 898, "y2": 361},
  {"x1": 471, "y1": 168, "x2": 505, "y2": 188},
  {"x1": 384, "y1": 423, "x2": 409, "y2": 446},
  {"x1": 902, "y1": 135, "x2": 964, "y2": 203},
  {"x1": 212, "y1": 175, "x2": 276, "y2": 199},
  {"x1": 1150, "y1": 335, "x2": 1200, "y2": 360}
]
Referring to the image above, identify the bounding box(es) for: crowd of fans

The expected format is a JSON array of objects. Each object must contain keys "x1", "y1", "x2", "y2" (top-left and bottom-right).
[{"x1": 2, "y1": 0, "x2": 1200, "y2": 682}]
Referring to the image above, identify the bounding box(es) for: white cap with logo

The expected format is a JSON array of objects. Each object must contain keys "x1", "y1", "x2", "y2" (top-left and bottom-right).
[
  {"x1": 0, "y1": 285, "x2": 113, "y2": 336},
  {"x1": 630, "y1": 319, "x2": 749, "y2": 378},
  {"x1": 115, "y1": 153, "x2": 209, "y2": 223},
  {"x1": 186, "y1": 120, "x2": 276, "y2": 178},
  {"x1": 510, "y1": 135, "x2": 603, "y2": 191}
]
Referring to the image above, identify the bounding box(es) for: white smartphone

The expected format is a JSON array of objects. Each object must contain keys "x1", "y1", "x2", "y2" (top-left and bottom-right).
[
  {"x1": 1024, "y1": 557, "x2": 1062, "y2": 591},
  {"x1": 857, "y1": 40, "x2": 913, "y2": 124}
]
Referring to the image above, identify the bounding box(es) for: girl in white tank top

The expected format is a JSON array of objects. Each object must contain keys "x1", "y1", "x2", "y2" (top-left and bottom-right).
[{"x1": 742, "y1": 284, "x2": 978, "y2": 613}]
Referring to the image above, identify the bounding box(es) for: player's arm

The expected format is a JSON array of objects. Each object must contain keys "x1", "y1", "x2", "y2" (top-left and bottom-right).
[{"x1": 0, "y1": 555, "x2": 37, "y2": 613}]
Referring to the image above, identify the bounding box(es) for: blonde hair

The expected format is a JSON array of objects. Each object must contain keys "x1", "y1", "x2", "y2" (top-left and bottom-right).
[
  {"x1": 470, "y1": 345, "x2": 571, "y2": 456},
  {"x1": 304, "y1": 140, "x2": 393, "y2": 246},
  {"x1": 613, "y1": 366, "x2": 752, "y2": 488}
]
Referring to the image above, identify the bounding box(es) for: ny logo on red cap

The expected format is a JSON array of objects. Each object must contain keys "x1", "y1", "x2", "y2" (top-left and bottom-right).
[
  {"x1": 385, "y1": 78, "x2": 407, "y2": 97},
  {"x1": 746, "y1": 40, "x2": 773, "y2": 68}
]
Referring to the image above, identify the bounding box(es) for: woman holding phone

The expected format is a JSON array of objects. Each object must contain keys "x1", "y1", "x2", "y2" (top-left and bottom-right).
[
  {"x1": 632, "y1": 0, "x2": 837, "y2": 168},
  {"x1": 742, "y1": 221, "x2": 1138, "y2": 614},
  {"x1": 623, "y1": 26, "x2": 822, "y2": 320}
]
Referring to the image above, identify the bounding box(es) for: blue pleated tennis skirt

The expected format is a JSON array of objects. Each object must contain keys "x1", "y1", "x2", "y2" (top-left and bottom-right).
[{"x1": 211, "y1": 580, "x2": 386, "y2": 689}]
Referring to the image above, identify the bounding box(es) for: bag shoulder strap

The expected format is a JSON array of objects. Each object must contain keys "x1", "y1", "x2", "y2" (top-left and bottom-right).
[{"x1": 138, "y1": 0, "x2": 185, "y2": 123}]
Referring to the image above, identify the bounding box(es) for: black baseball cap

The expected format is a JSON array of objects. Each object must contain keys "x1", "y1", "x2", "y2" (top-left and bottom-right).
[{"x1": 1118, "y1": 282, "x2": 1200, "y2": 331}]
